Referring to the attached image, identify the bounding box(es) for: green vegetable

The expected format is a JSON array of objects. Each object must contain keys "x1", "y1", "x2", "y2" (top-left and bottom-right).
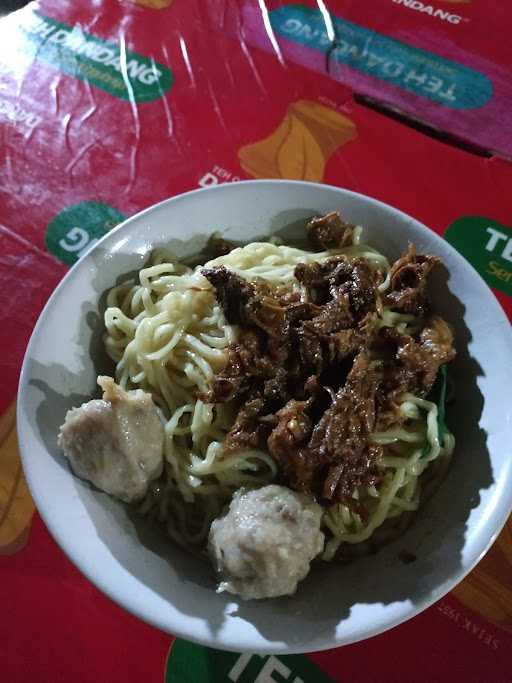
[
  {"x1": 437, "y1": 364, "x2": 449, "y2": 443},
  {"x1": 421, "y1": 364, "x2": 449, "y2": 458}
]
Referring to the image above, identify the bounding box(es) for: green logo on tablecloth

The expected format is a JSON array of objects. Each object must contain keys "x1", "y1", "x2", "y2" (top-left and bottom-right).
[
  {"x1": 20, "y1": 12, "x2": 173, "y2": 102},
  {"x1": 165, "y1": 639, "x2": 334, "y2": 682},
  {"x1": 45, "y1": 201, "x2": 125, "y2": 265},
  {"x1": 445, "y1": 216, "x2": 512, "y2": 297},
  {"x1": 270, "y1": 4, "x2": 493, "y2": 110}
]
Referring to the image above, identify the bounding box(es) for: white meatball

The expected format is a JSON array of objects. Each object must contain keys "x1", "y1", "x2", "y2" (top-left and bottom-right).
[
  {"x1": 58, "y1": 376, "x2": 164, "y2": 503},
  {"x1": 208, "y1": 485, "x2": 324, "y2": 600}
]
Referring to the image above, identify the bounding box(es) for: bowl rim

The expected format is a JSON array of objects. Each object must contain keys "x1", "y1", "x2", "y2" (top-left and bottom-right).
[{"x1": 17, "y1": 179, "x2": 512, "y2": 654}]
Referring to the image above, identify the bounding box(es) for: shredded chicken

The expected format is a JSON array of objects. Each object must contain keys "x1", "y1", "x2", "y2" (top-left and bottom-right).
[
  {"x1": 203, "y1": 214, "x2": 455, "y2": 511},
  {"x1": 385, "y1": 244, "x2": 440, "y2": 315},
  {"x1": 306, "y1": 211, "x2": 355, "y2": 250}
]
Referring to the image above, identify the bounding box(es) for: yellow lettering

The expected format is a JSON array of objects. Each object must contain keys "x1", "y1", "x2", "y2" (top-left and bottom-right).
[{"x1": 487, "y1": 260, "x2": 512, "y2": 283}]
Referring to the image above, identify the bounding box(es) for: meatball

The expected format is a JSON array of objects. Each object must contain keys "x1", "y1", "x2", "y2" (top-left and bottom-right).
[
  {"x1": 208, "y1": 485, "x2": 324, "y2": 600},
  {"x1": 58, "y1": 376, "x2": 164, "y2": 503}
]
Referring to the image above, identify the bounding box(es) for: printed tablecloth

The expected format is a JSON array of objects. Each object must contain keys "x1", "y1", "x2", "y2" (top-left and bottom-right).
[{"x1": 1, "y1": 1, "x2": 512, "y2": 681}]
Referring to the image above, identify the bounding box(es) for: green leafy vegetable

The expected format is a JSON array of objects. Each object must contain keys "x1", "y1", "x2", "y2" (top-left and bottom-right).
[
  {"x1": 437, "y1": 364, "x2": 448, "y2": 443},
  {"x1": 421, "y1": 364, "x2": 449, "y2": 458}
]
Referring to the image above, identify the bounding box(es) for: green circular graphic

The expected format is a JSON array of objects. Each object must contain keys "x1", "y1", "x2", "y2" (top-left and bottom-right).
[
  {"x1": 164, "y1": 638, "x2": 333, "y2": 683},
  {"x1": 45, "y1": 200, "x2": 125, "y2": 265},
  {"x1": 444, "y1": 216, "x2": 512, "y2": 297}
]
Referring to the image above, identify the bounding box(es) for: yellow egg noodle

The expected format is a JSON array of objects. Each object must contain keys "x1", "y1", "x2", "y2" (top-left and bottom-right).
[{"x1": 103, "y1": 230, "x2": 454, "y2": 556}]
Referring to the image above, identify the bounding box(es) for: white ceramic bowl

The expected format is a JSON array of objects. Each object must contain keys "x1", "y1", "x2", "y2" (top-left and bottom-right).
[{"x1": 18, "y1": 180, "x2": 512, "y2": 654}]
